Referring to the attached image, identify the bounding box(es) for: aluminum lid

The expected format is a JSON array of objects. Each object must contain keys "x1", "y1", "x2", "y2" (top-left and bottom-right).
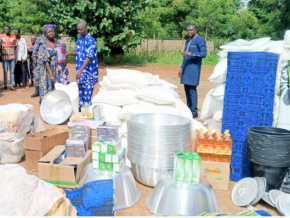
[
  {"x1": 279, "y1": 194, "x2": 290, "y2": 216},
  {"x1": 262, "y1": 192, "x2": 276, "y2": 207},
  {"x1": 231, "y1": 178, "x2": 258, "y2": 207},
  {"x1": 250, "y1": 177, "x2": 266, "y2": 205},
  {"x1": 269, "y1": 190, "x2": 285, "y2": 207}
]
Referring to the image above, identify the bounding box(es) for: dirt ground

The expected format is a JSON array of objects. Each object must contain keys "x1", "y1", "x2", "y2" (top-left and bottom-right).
[{"x1": 0, "y1": 63, "x2": 280, "y2": 216}]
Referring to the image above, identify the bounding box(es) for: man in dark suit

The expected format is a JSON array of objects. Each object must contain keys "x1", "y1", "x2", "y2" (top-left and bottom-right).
[{"x1": 178, "y1": 24, "x2": 207, "y2": 118}]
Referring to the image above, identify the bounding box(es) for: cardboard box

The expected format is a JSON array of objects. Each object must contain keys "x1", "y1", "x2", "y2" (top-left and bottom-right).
[
  {"x1": 200, "y1": 161, "x2": 230, "y2": 190},
  {"x1": 24, "y1": 128, "x2": 69, "y2": 170},
  {"x1": 38, "y1": 145, "x2": 92, "y2": 189}
]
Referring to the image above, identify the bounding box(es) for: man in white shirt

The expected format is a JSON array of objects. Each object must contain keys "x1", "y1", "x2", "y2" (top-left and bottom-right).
[{"x1": 15, "y1": 29, "x2": 28, "y2": 88}]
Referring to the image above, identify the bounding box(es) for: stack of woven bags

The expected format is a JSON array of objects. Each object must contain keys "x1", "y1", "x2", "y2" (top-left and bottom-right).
[
  {"x1": 0, "y1": 104, "x2": 42, "y2": 163},
  {"x1": 92, "y1": 69, "x2": 206, "y2": 149},
  {"x1": 201, "y1": 35, "x2": 290, "y2": 129}
]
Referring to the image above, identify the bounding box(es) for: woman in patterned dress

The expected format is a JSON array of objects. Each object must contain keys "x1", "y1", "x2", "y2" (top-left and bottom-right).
[{"x1": 38, "y1": 24, "x2": 70, "y2": 103}]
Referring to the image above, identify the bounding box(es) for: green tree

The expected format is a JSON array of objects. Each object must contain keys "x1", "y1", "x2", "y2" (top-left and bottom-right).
[
  {"x1": 0, "y1": 0, "x2": 53, "y2": 34},
  {"x1": 49, "y1": 0, "x2": 146, "y2": 57},
  {"x1": 193, "y1": 0, "x2": 235, "y2": 41},
  {"x1": 248, "y1": 0, "x2": 284, "y2": 39},
  {"x1": 228, "y1": 9, "x2": 260, "y2": 40}
]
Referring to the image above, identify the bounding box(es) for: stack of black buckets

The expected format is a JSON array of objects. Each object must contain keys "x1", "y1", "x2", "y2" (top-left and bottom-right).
[{"x1": 247, "y1": 127, "x2": 290, "y2": 192}]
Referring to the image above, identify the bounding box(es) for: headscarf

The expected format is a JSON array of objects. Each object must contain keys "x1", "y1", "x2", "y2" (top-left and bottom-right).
[{"x1": 43, "y1": 24, "x2": 56, "y2": 34}]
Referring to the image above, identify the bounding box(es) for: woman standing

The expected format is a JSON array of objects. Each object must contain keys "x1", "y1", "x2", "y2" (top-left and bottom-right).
[
  {"x1": 38, "y1": 25, "x2": 61, "y2": 103},
  {"x1": 27, "y1": 35, "x2": 37, "y2": 86}
]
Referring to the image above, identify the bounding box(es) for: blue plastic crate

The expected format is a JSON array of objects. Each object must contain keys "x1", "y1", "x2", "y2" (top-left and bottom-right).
[
  {"x1": 222, "y1": 52, "x2": 279, "y2": 181},
  {"x1": 232, "y1": 140, "x2": 248, "y2": 151}
]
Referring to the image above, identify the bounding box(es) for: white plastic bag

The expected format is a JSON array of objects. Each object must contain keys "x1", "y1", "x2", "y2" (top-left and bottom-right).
[
  {"x1": 92, "y1": 89, "x2": 140, "y2": 106},
  {"x1": 0, "y1": 138, "x2": 24, "y2": 164},
  {"x1": 212, "y1": 83, "x2": 225, "y2": 98},
  {"x1": 220, "y1": 37, "x2": 271, "y2": 51},
  {"x1": 174, "y1": 99, "x2": 207, "y2": 132},
  {"x1": 118, "y1": 101, "x2": 157, "y2": 120},
  {"x1": 0, "y1": 104, "x2": 32, "y2": 126},
  {"x1": 201, "y1": 89, "x2": 224, "y2": 120},
  {"x1": 153, "y1": 79, "x2": 178, "y2": 89},
  {"x1": 99, "y1": 76, "x2": 138, "y2": 91},
  {"x1": 0, "y1": 164, "x2": 62, "y2": 216},
  {"x1": 32, "y1": 116, "x2": 44, "y2": 133},
  {"x1": 204, "y1": 118, "x2": 222, "y2": 130},
  {"x1": 155, "y1": 103, "x2": 179, "y2": 115},
  {"x1": 208, "y1": 58, "x2": 227, "y2": 84},
  {"x1": 272, "y1": 95, "x2": 280, "y2": 127},
  {"x1": 55, "y1": 82, "x2": 79, "y2": 114},
  {"x1": 213, "y1": 110, "x2": 223, "y2": 122},
  {"x1": 107, "y1": 68, "x2": 154, "y2": 88},
  {"x1": 137, "y1": 86, "x2": 179, "y2": 104}
]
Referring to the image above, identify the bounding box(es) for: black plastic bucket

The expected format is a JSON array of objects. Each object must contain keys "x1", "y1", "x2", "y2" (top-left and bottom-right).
[{"x1": 250, "y1": 162, "x2": 289, "y2": 192}]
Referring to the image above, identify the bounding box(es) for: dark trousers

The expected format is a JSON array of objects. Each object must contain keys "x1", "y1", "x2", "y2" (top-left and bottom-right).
[
  {"x1": 184, "y1": 84, "x2": 198, "y2": 115},
  {"x1": 15, "y1": 61, "x2": 28, "y2": 87}
]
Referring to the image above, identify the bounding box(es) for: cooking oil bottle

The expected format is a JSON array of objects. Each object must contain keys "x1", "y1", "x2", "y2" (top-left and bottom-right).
[
  {"x1": 223, "y1": 133, "x2": 232, "y2": 162},
  {"x1": 206, "y1": 129, "x2": 215, "y2": 154},
  {"x1": 197, "y1": 128, "x2": 206, "y2": 153},
  {"x1": 214, "y1": 129, "x2": 223, "y2": 155}
]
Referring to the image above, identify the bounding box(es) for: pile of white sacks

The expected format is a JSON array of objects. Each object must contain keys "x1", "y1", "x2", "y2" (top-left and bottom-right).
[
  {"x1": 201, "y1": 35, "x2": 290, "y2": 129},
  {"x1": 92, "y1": 69, "x2": 206, "y2": 148},
  {"x1": 0, "y1": 104, "x2": 43, "y2": 163},
  {"x1": 284, "y1": 30, "x2": 290, "y2": 49}
]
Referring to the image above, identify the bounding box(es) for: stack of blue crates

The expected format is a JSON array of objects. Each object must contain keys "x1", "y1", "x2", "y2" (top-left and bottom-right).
[{"x1": 222, "y1": 52, "x2": 279, "y2": 181}]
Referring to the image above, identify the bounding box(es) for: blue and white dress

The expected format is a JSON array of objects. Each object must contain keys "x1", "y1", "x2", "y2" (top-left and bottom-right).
[{"x1": 74, "y1": 34, "x2": 99, "y2": 109}]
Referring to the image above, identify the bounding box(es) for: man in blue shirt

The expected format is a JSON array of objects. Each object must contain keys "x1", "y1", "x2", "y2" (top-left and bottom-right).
[
  {"x1": 66, "y1": 20, "x2": 99, "y2": 111},
  {"x1": 178, "y1": 24, "x2": 207, "y2": 118}
]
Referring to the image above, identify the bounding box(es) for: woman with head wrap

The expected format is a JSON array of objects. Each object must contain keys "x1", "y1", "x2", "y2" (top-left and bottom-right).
[{"x1": 38, "y1": 24, "x2": 70, "y2": 103}]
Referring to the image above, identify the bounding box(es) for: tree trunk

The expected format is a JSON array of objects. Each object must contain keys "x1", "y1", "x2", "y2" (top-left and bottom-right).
[{"x1": 98, "y1": 53, "x2": 104, "y2": 65}]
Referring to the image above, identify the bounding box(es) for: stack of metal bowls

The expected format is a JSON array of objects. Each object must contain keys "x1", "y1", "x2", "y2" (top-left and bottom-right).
[
  {"x1": 127, "y1": 113, "x2": 192, "y2": 187},
  {"x1": 247, "y1": 127, "x2": 290, "y2": 191}
]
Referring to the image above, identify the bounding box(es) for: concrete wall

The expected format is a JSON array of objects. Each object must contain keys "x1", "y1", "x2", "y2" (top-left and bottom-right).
[
  {"x1": 137, "y1": 39, "x2": 215, "y2": 53},
  {"x1": 22, "y1": 35, "x2": 215, "y2": 53}
]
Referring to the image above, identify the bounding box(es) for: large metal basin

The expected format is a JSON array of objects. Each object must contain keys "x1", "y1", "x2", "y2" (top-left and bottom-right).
[
  {"x1": 146, "y1": 176, "x2": 222, "y2": 216},
  {"x1": 79, "y1": 163, "x2": 141, "y2": 210},
  {"x1": 40, "y1": 90, "x2": 72, "y2": 125},
  {"x1": 131, "y1": 162, "x2": 173, "y2": 187}
]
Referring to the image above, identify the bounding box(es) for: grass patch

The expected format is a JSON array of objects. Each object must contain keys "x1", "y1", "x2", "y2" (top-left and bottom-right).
[
  {"x1": 68, "y1": 50, "x2": 219, "y2": 67},
  {"x1": 103, "y1": 51, "x2": 218, "y2": 66}
]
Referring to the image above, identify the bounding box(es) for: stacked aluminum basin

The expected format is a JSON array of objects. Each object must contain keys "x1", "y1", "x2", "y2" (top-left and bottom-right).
[{"x1": 127, "y1": 113, "x2": 192, "y2": 187}]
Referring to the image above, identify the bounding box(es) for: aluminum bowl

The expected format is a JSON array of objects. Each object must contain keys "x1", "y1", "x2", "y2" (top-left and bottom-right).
[
  {"x1": 131, "y1": 162, "x2": 173, "y2": 187},
  {"x1": 40, "y1": 90, "x2": 72, "y2": 125},
  {"x1": 146, "y1": 176, "x2": 222, "y2": 216},
  {"x1": 79, "y1": 163, "x2": 141, "y2": 210}
]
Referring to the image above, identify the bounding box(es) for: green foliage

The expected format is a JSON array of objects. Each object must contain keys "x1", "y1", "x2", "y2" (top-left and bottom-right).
[
  {"x1": 49, "y1": 0, "x2": 146, "y2": 56},
  {"x1": 0, "y1": 0, "x2": 52, "y2": 34},
  {"x1": 248, "y1": 0, "x2": 285, "y2": 39},
  {"x1": 142, "y1": 0, "x2": 290, "y2": 50},
  {"x1": 103, "y1": 50, "x2": 218, "y2": 66}
]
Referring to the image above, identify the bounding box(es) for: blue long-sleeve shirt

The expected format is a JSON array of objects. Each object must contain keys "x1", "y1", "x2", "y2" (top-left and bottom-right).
[
  {"x1": 180, "y1": 35, "x2": 207, "y2": 86},
  {"x1": 32, "y1": 35, "x2": 47, "y2": 62}
]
